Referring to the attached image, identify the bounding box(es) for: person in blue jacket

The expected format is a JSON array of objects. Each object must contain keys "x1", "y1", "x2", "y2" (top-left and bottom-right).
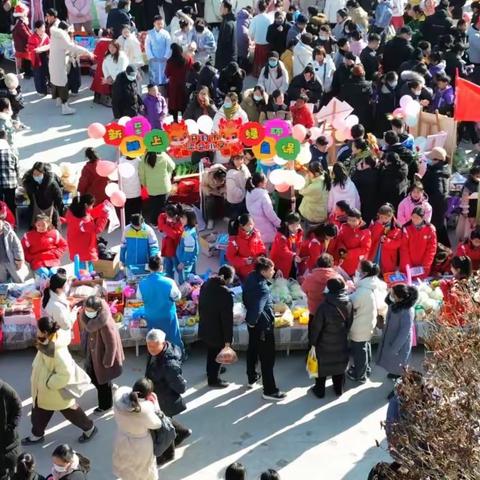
[
  {"x1": 120, "y1": 214, "x2": 160, "y2": 268},
  {"x1": 139, "y1": 255, "x2": 183, "y2": 350},
  {"x1": 176, "y1": 208, "x2": 199, "y2": 284}
]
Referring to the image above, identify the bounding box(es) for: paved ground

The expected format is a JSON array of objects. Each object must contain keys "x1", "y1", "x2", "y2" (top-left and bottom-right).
[{"x1": 5, "y1": 75, "x2": 420, "y2": 479}]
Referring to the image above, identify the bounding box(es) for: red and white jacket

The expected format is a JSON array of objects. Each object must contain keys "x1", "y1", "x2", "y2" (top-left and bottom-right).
[
  {"x1": 270, "y1": 228, "x2": 304, "y2": 278},
  {"x1": 226, "y1": 228, "x2": 266, "y2": 280},
  {"x1": 368, "y1": 220, "x2": 403, "y2": 273},
  {"x1": 335, "y1": 223, "x2": 372, "y2": 276},
  {"x1": 157, "y1": 213, "x2": 183, "y2": 258},
  {"x1": 22, "y1": 228, "x2": 67, "y2": 270},
  {"x1": 400, "y1": 222, "x2": 437, "y2": 278}
]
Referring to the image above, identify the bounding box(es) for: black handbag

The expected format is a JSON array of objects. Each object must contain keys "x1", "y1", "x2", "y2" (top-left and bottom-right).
[{"x1": 150, "y1": 412, "x2": 176, "y2": 457}]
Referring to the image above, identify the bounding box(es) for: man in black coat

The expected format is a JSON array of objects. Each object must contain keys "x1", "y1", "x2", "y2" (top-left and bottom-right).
[
  {"x1": 243, "y1": 257, "x2": 286, "y2": 401},
  {"x1": 266, "y1": 11, "x2": 291, "y2": 56},
  {"x1": 286, "y1": 65, "x2": 323, "y2": 105},
  {"x1": 382, "y1": 26, "x2": 414, "y2": 73},
  {"x1": 331, "y1": 52, "x2": 356, "y2": 97},
  {"x1": 145, "y1": 329, "x2": 191, "y2": 463},
  {"x1": 0, "y1": 379, "x2": 22, "y2": 480},
  {"x1": 215, "y1": 0, "x2": 237, "y2": 71},
  {"x1": 382, "y1": 130, "x2": 417, "y2": 184},
  {"x1": 111, "y1": 65, "x2": 143, "y2": 119},
  {"x1": 359, "y1": 33, "x2": 381, "y2": 81},
  {"x1": 198, "y1": 265, "x2": 235, "y2": 388},
  {"x1": 106, "y1": 0, "x2": 134, "y2": 39},
  {"x1": 420, "y1": 2, "x2": 454, "y2": 45}
]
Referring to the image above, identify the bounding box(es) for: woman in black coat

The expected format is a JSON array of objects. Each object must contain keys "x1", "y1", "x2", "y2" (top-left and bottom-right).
[
  {"x1": 374, "y1": 72, "x2": 399, "y2": 138},
  {"x1": 421, "y1": 149, "x2": 451, "y2": 246},
  {"x1": 46, "y1": 444, "x2": 89, "y2": 480},
  {"x1": 309, "y1": 278, "x2": 353, "y2": 399},
  {"x1": 351, "y1": 156, "x2": 380, "y2": 225},
  {"x1": 111, "y1": 66, "x2": 142, "y2": 119},
  {"x1": 378, "y1": 152, "x2": 409, "y2": 210},
  {"x1": 218, "y1": 62, "x2": 246, "y2": 101},
  {"x1": 0, "y1": 379, "x2": 22, "y2": 480},
  {"x1": 198, "y1": 265, "x2": 235, "y2": 388},
  {"x1": 23, "y1": 162, "x2": 64, "y2": 228}
]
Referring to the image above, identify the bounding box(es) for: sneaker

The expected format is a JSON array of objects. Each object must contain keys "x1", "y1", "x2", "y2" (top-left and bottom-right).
[
  {"x1": 174, "y1": 428, "x2": 192, "y2": 447},
  {"x1": 61, "y1": 103, "x2": 76, "y2": 115},
  {"x1": 208, "y1": 379, "x2": 229, "y2": 389},
  {"x1": 262, "y1": 391, "x2": 287, "y2": 401},
  {"x1": 247, "y1": 373, "x2": 261, "y2": 388},
  {"x1": 78, "y1": 425, "x2": 98, "y2": 443},
  {"x1": 206, "y1": 219, "x2": 214, "y2": 230}
]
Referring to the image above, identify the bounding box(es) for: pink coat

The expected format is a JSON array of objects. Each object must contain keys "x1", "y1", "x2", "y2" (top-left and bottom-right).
[
  {"x1": 245, "y1": 188, "x2": 281, "y2": 244},
  {"x1": 65, "y1": 0, "x2": 92, "y2": 24},
  {"x1": 397, "y1": 194, "x2": 433, "y2": 226}
]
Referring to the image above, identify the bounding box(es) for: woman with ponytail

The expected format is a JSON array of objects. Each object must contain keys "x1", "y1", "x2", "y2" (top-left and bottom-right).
[
  {"x1": 226, "y1": 214, "x2": 266, "y2": 280},
  {"x1": 77, "y1": 147, "x2": 109, "y2": 206},
  {"x1": 12, "y1": 453, "x2": 45, "y2": 480},
  {"x1": 348, "y1": 260, "x2": 388, "y2": 383}
]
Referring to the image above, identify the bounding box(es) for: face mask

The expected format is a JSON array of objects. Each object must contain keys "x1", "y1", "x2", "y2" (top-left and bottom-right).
[
  {"x1": 53, "y1": 465, "x2": 68, "y2": 473},
  {"x1": 269, "y1": 60, "x2": 278, "y2": 68},
  {"x1": 319, "y1": 34, "x2": 329, "y2": 40},
  {"x1": 33, "y1": 175, "x2": 43, "y2": 184},
  {"x1": 126, "y1": 74, "x2": 136, "y2": 81},
  {"x1": 388, "y1": 81, "x2": 397, "y2": 88},
  {"x1": 223, "y1": 100, "x2": 232, "y2": 108},
  {"x1": 195, "y1": 25, "x2": 204, "y2": 33},
  {"x1": 85, "y1": 310, "x2": 98, "y2": 319},
  {"x1": 253, "y1": 94, "x2": 262, "y2": 101},
  {"x1": 388, "y1": 293, "x2": 395, "y2": 303}
]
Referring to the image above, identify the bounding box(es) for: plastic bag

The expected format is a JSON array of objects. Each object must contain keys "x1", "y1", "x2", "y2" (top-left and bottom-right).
[
  {"x1": 233, "y1": 302, "x2": 246, "y2": 325},
  {"x1": 306, "y1": 346, "x2": 318, "y2": 378},
  {"x1": 216, "y1": 346, "x2": 238, "y2": 365}
]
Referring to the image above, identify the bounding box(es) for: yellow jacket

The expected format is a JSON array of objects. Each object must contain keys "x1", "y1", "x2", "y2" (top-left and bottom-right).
[
  {"x1": 280, "y1": 49, "x2": 294, "y2": 83},
  {"x1": 299, "y1": 174, "x2": 329, "y2": 223}
]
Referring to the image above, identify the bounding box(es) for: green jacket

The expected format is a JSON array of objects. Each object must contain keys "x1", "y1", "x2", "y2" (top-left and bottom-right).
[
  {"x1": 138, "y1": 153, "x2": 176, "y2": 196},
  {"x1": 299, "y1": 174, "x2": 329, "y2": 223}
]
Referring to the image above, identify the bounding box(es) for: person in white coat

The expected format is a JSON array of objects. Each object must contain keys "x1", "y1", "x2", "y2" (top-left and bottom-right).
[
  {"x1": 348, "y1": 260, "x2": 388, "y2": 382},
  {"x1": 328, "y1": 162, "x2": 361, "y2": 213},
  {"x1": 48, "y1": 22, "x2": 92, "y2": 115},
  {"x1": 257, "y1": 51, "x2": 289, "y2": 94},
  {"x1": 293, "y1": 32, "x2": 314, "y2": 76},
  {"x1": 112, "y1": 379, "x2": 163, "y2": 480},
  {"x1": 42, "y1": 271, "x2": 79, "y2": 346},
  {"x1": 118, "y1": 155, "x2": 142, "y2": 224},
  {"x1": 245, "y1": 172, "x2": 281, "y2": 246},
  {"x1": 226, "y1": 153, "x2": 251, "y2": 219},
  {"x1": 102, "y1": 40, "x2": 129, "y2": 86},
  {"x1": 312, "y1": 46, "x2": 336, "y2": 94},
  {"x1": 117, "y1": 25, "x2": 144, "y2": 67}
]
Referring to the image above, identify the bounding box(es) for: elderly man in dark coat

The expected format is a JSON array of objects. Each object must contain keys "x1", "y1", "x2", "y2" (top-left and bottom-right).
[
  {"x1": 0, "y1": 379, "x2": 22, "y2": 480},
  {"x1": 198, "y1": 265, "x2": 235, "y2": 388},
  {"x1": 145, "y1": 329, "x2": 191, "y2": 465},
  {"x1": 309, "y1": 278, "x2": 353, "y2": 399}
]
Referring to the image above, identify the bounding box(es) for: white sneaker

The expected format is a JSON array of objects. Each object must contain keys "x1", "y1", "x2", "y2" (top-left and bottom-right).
[
  {"x1": 62, "y1": 103, "x2": 76, "y2": 115},
  {"x1": 55, "y1": 97, "x2": 62, "y2": 107},
  {"x1": 207, "y1": 219, "x2": 214, "y2": 230}
]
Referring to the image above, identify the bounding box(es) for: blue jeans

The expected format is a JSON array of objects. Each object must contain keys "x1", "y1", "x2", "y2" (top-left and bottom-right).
[
  {"x1": 163, "y1": 256, "x2": 177, "y2": 279},
  {"x1": 177, "y1": 264, "x2": 194, "y2": 284}
]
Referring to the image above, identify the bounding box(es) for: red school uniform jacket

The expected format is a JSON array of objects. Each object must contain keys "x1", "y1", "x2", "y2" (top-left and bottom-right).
[
  {"x1": 226, "y1": 228, "x2": 266, "y2": 280},
  {"x1": 299, "y1": 235, "x2": 337, "y2": 272},
  {"x1": 270, "y1": 228, "x2": 304, "y2": 278},
  {"x1": 400, "y1": 222, "x2": 437, "y2": 278},
  {"x1": 65, "y1": 204, "x2": 108, "y2": 262},
  {"x1": 368, "y1": 220, "x2": 403, "y2": 273},
  {"x1": 157, "y1": 213, "x2": 183, "y2": 258},
  {"x1": 335, "y1": 223, "x2": 372, "y2": 276},
  {"x1": 22, "y1": 228, "x2": 67, "y2": 270},
  {"x1": 456, "y1": 241, "x2": 480, "y2": 271},
  {"x1": 290, "y1": 104, "x2": 314, "y2": 129}
]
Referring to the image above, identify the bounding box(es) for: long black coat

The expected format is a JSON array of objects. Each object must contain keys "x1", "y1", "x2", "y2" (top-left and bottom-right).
[
  {"x1": 286, "y1": 74, "x2": 323, "y2": 105},
  {"x1": 266, "y1": 21, "x2": 291, "y2": 56},
  {"x1": 215, "y1": 13, "x2": 237, "y2": 71},
  {"x1": 145, "y1": 342, "x2": 187, "y2": 417},
  {"x1": 198, "y1": 277, "x2": 234, "y2": 347},
  {"x1": 420, "y1": 9, "x2": 454, "y2": 45},
  {"x1": 0, "y1": 380, "x2": 22, "y2": 475},
  {"x1": 382, "y1": 36, "x2": 414, "y2": 73},
  {"x1": 374, "y1": 85, "x2": 399, "y2": 138},
  {"x1": 112, "y1": 72, "x2": 142, "y2": 119},
  {"x1": 309, "y1": 292, "x2": 353, "y2": 377},
  {"x1": 351, "y1": 167, "x2": 380, "y2": 225},
  {"x1": 378, "y1": 160, "x2": 409, "y2": 209},
  {"x1": 360, "y1": 46, "x2": 380, "y2": 81},
  {"x1": 383, "y1": 144, "x2": 417, "y2": 184},
  {"x1": 339, "y1": 77, "x2": 373, "y2": 130}
]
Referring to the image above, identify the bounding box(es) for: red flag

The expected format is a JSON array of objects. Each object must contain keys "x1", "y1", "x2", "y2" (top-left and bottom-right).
[{"x1": 454, "y1": 76, "x2": 480, "y2": 122}]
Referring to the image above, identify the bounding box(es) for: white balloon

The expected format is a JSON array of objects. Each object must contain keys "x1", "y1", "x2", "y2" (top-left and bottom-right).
[
  {"x1": 108, "y1": 169, "x2": 119, "y2": 181},
  {"x1": 309, "y1": 127, "x2": 323, "y2": 141},
  {"x1": 118, "y1": 162, "x2": 135, "y2": 178},
  {"x1": 399, "y1": 95, "x2": 414, "y2": 109},
  {"x1": 291, "y1": 172, "x2": 306, "y2": 190},
  {"x1": 118, "y1": 116, "x2": 131, "y2": 126},
  {"x1": 197, "y1": 115, "x2": 213, "y2": 134},
  {"x1": 105, "y1": 182, "x2": 120, "y2": 197},
  {"x1": 274, "y1": 156, "x2": 288, "y2": 166},
  {"x1": 162, "y1": 115, "x2": 174, "y2": 126},
  {"x1": 185, "y1": 119, "x2": 199, "y2": 134},
  {"x1": 297, "y1": 144, "x2": 312, "y2": 165},
  {"x1": 269, "y1": 168, "x2": 290, "y2": 185},
  {"x1": 344, "y1": 115, "x2": 359, "y2": 128}
]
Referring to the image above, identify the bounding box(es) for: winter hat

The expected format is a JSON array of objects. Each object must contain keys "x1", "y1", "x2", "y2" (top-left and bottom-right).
[
  {"x1": 427, "y1": 146, "x2": 447, "y2": 162},
  {"x1": 326, "y1": 278, "x2": 346, "y2": 294},
  {"x1": 4, "y1": 73, "x2": 19, "y2": 90},
  {"x1": 13, "y1": 3, "x2": 29, "y2": 17}
]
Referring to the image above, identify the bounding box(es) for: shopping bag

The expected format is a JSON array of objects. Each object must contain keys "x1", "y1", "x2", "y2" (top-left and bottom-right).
[
  {"x1": 151, "y1": 412, "x2": 176, "y2": 457},
  {"x1": 215, "y1": 346, "x2": 238, "y2": 365},
  {"x1": 306, "y1": 346, "x2": 318, "y2": 378}
]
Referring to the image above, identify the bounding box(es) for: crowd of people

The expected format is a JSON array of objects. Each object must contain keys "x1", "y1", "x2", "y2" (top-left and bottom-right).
[{"x1": 0, "y1": 0, "x2": 480, "y2": 478}]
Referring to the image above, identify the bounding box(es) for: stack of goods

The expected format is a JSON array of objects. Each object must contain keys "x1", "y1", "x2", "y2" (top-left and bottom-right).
[
  {"x1": 177, "y1": 275, "x2": 203, "y2": 327},
  {"x1": 415, "y1": 281, "x2": 444, "y2": 320}
]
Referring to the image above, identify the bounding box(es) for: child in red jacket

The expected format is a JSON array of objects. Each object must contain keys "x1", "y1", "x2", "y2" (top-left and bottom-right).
[
  {"x1": 400, "y1": 207, "x2": 437, "y2": 279},
  {"x1": 430, "y1": 243, "x2": 453, "y2": 278},
  {"x1": 300, "y1": 222, "x2": 338, "y2": 272},
  {"x1": 290, "y1": 94, "x2": 314, "y2": 128},
  {"x1": 22, "y1": 213, "x2": 67, "y2": 276},
  {"x1": 158, "y1": 203, "x2": 183, "y2": 279},
  {"x1": 270, "y1": 212, "x2": 304, "y2": 278},
  {"x1": 368, "y1": 204, "x2": 403, "y2": 274},
  {"x1": 328, "y1": 200, "x2": 351, "y2": 229},
  {"x1": 335, "y1": 208, "x2": 371, "y2": 277},
  {"x1": 456, "y1": 228, "x2": 480, "y2": 271},
  {"x1": 226, "y1": 213, "x2": 266, "y2": 281},
  {"x1": 65, "y1": 194, "x2": 108, "y2": 267}
]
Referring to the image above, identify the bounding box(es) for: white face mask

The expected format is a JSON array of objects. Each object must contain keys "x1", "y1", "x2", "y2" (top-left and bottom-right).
[
  {"x1": 53, "y1": 465, "x2": 68, "y2": 473},
  {"x1": 85, "y1": 310, "x2": 97, "y2": 319},
  {"x1": 253, "y1": 94, "x2": 262, "y2": 101}
]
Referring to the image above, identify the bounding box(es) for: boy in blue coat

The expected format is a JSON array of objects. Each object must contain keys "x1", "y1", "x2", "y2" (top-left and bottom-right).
[
  {"x1": 120, "y1": 214, "x2": 159, "y2": 268},
  {"x1": 176, "y1": 208, "x2": 199, "y2": 284}
]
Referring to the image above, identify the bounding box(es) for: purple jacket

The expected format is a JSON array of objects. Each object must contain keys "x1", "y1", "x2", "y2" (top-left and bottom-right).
[
  {"x1": 431, "y1": 86, "x2": 454, "y2": 114},
  {"x1": 236, "y1": 9, "x2": 251, "y2": 59},
  {"x1": 245, "y1": 188, "x2": 281, "y2": 244},
  {"x1": 142, "y1": 93, "x2": 168, "y2": 130}
]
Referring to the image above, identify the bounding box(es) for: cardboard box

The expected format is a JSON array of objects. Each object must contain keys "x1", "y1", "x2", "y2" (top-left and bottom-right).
[{"x1": 94, "y1": 254, "x2": 120, "y2": 279}]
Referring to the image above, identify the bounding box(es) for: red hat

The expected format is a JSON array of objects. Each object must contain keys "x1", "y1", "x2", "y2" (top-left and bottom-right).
[{"x1": 13, "y1": 3, "x2": 29, "y2": 17}]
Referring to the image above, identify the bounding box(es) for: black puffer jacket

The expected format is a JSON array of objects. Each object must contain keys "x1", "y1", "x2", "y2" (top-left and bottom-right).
[
  {"x1": 420, "y1": 8, "x2": 454, "y2": 45},
  {"x1": 309, "y1": 292, "x2": 353, "y2": 377},
  {"x1": 242, "y1": 271, "x2": 275, "y2": 332},
  {"x1": 383, "y1": 144, "x2": 417, "y2": 184},
  {"x1": 422, "y1": 161, "x2": 451, "y2": 200},
  {"x1": 145, "y1": 342, "x2": 187, "y2": 417},
  {"x1": 111, "y1": 72, "x2": 142, "y2": 119},
  {"x1": 339, "y1": 76, "x2": 373, "y2": 130},
  {"x1": 0, "y1": 379, "x2": 22, "y2": 462},
  {"x1": 378, "y1": 159, "x2": 409, "y2": 209},
  {"x1": 351, "y1": 166, "x2": 380, "y2": 225}
]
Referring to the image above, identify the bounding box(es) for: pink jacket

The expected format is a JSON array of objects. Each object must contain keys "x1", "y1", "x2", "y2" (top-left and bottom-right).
[
  {"x1": 397, "y1": 194, "x2": 433, "y2": 226},
  {"x1": 65, "y1": 0, "x2": 92, "y2": 24},
  {"x1": 245, "y1": 188, "x2": 281, "y2": 244}
]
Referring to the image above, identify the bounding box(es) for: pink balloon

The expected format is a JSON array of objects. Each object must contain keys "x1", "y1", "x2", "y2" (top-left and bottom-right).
[
  {"x1": 275, "y1": 182, "x2": 290, "y2": 193},
  {"x1": 292, "y1": 124, "x2": 307, "y2": 142},
  {"x1": 392, "y1": 108, "x2": 405, "y2": 117},
  {"x1": 96, "y1": 160, "x2": 117, "y2": 177},
  {"x1": 110, "y1": 190, "x2": 126, "y2": 207},
  {"x1": 335, "y1": 127, "x2": 352, "y2": 143},
  {"x1": 87, "y1": 122, "x2": 106, "y2": 139}
]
